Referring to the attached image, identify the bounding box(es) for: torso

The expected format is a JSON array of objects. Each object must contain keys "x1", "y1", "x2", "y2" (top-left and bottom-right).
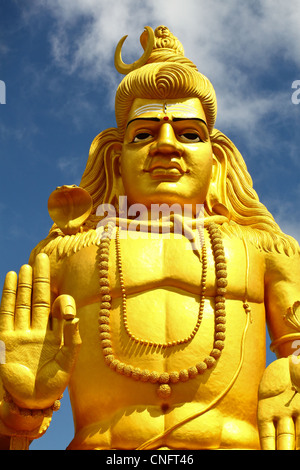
[{"x1": 50, "y1": 227, "x2": 266, "y2": 449}]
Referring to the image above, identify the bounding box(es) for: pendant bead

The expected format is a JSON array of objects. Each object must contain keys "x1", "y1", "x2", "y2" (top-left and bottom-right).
[{"x1": 157, "y1": 384, "x2": 172, "y2": 399}]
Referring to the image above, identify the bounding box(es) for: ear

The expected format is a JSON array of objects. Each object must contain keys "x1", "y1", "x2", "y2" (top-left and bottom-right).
[
  {"x1": 206, "y1": 141, "x2": 230, "y2": 218},
  {"x1": 103, "y1": 142, "x2": 124, "y2": 205},
  {"x1": 112, "y1": 143, "x2": 122, "y2": 178}
]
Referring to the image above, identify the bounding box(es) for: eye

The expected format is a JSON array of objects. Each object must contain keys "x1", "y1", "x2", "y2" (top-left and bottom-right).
[
  {"x1": 132, "y1": 132, "x2": 153, "y2": 143},
  {"x1": 179, "y1": 133, "x2": 202, "y2": 143}
]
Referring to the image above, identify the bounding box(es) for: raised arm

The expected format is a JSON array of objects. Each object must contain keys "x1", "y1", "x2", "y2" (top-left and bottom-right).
[{"x1": 0, "y1": 253, "x2": 81, "y2": 447}]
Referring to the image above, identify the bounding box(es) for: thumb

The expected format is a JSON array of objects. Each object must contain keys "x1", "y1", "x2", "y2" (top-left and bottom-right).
[
  {"x1": 52, "y1": 294, "x2": 76, "y2": 321},
  {"x1": 51, "y1": 295, "x2": 82, "y2": 371},
  {"x1": 289, "y1": 355, "x2": 300, "y2": 392}
]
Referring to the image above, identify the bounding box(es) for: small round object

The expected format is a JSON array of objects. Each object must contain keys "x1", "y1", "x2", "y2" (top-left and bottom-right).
[
  {"x1": 99, "y1": 316, "x2": 109, "y2": 324},
  {"x1": 99, "y1": 269, "x2": 109, "y2": 278},
  {"x1": 204, "y1": 356, "x2": 216, "y2": 368},
  {"x1": 215, "y1": 308, "x2": 226, "y2": 317},
  {"x1": 216, "y1": 270, "x2": 227, "y2": 279},
  {"x1": 100, "y1": 286, "x2": 110, "y2": 295},
  {"x1": 109, "y1": 359, "x2": 120, "y2": 370},
  {"x1": 217, "y1": 278, "x2": 228, "y2": 288},
  {"x1": 99, "y1": 247, "x2": 109, "y2": 255},
  {"x1": 99, "y1": 261, "x2": 109, "y2": 269},
  {"x1": 103, "y1": 347, "x2": 113, "y2": 356},
  {"x1": 216, "y1": 287, "x2": 227, "y2": 296},
  {"x1": 104, "y1": 355, "x2": 114, "y2": 365},
  {"x1": 216, "y1": 262, "x2": 227, "y2": 270},
  {"x1": 210, "y1": 234, "x2": 222, "y2": 243},
  {"x1": 132, "y1": 368, "x2": 142, "y2": 380},
  {"x1": 196, "y1": 362, "x2": 207, "y2": 374},
  {"x1": 102, "y1": 294, "x2": 111, "y2": 302},
  {"x1": 159, "y1": 372, "x2": 170, "y2": 384},
  {"x1": 157, "y1": 384, "x2": 172, "y2": 399},
  {"x1": 140, "y1": 370, "x2": 151, "y2": 382},
  {"x1": 116, "y1": 362, "x2": 125, "y2": 374},
  {"x1": 99, "y1": 324, "x2": 110, "y2": 333},
  {"x1": 99, "y1": 309, "x2": 110, "y2": 317},
  {"x1": 169, "y1": 371, "x2": 180, "y2": 383},
  {"x1": 101, "y1": 339, "x2": 112, "y2": 348},
  {"x1": 179, "y1": 369, "x2": 189, "y2": 382},
  {"x1": 99, "y1": 332, "x2": 110, "y2": 340},
  {"x1": 214, "y1": 249, "x2": 225, "y2": 258},
  {"x1": 101, "y1": 302, "x2": 111, "y2": 310},
  {"x1": 215, "y1": 302, "x2": 226, "y2": 311},
  {"x1": 210, "y1": 348, "x2": 222, "y2": 359},
  {"x1": 212, "y1": 242, "x2": 224, "y2": 251},
  {"x1": 216, "y1": 324, "x2": 226, "y2": 332},
  {"x1": 216, "y1": 316, "x2": 226, "y2": 324},
  {"x1": 123, "y1": 365, "x2": 134, "y2": 377},
  {"x1": 149, "y1": 371, "x2": 160, "y2": 384},
  {"x1": 214, "y1": 340, "x2": 225, "y2": 350},
  {"x1": 188, "y1": 366, "x2": 198, "y2": 378},
  {"x1": 215, "y1": 332, "x2": 226, "y2": 341}
]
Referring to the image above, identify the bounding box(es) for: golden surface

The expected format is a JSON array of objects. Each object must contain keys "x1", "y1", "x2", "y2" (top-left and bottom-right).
[{"x1": 1, "y1": 25, "x2": 300, "y2": 450}]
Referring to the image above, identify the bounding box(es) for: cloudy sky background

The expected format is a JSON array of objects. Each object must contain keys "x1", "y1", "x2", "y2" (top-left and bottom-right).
[{"x1": 1, "y1": 0, "x2": 300, "y2": 449}]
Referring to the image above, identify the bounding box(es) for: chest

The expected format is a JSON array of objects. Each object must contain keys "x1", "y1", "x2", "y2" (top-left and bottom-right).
[{"x1": 55, "y1": 230, "x2": 265, "y2": 307}]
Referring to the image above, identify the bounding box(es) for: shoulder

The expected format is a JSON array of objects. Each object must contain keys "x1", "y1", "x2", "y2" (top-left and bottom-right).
[
  {"x1": 265, "y1": 248, "x2": 300, "y2": 285},
  {"x1": 29, "y1": 228, "x2": 100, "y2": 278},
  {"x1": 29, "y1": 228, "x2": 101, "y2": 263}
]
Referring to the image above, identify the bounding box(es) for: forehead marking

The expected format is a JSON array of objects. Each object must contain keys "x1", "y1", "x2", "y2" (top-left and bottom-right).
[{"x1": 132, "y1": 102, "x2": 200, "y2": 118}]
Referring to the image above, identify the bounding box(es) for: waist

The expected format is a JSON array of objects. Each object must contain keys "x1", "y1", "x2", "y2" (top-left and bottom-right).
[{"x1": 67, "y1": 405, "x2": 260, "y2": 450}]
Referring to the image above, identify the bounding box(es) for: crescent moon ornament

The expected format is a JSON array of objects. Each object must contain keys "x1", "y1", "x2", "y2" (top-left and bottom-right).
[{"x1": 114, "y1": 26, "x2": 155, "y2": 75}]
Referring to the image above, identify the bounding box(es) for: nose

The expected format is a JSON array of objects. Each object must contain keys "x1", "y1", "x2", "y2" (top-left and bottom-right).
[{"x1": 149, "y1": 123, "x2": 184, "y2": 156}]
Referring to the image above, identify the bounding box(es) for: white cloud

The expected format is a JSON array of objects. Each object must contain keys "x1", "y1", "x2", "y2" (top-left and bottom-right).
[
  {"x1": 29, "y1": 0, "x2": 300, "y2": 135},
  {"x1": 27, "y1": 2, "x2": 300, "y2": 244},
  {"x1": 57, "y1": 156, "x2": 83, "y2": 184}
]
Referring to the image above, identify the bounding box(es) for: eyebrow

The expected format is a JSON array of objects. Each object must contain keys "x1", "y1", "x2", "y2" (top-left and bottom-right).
[
  {"x1": 173, "y1": 118, "x2": 208, "y2": 127},
  {"x1": 126, "y1": 117, "x2": 159, "y2": 128},
  {"x1": 126, "y1": 117, "x2": 208, "y2": 128}
]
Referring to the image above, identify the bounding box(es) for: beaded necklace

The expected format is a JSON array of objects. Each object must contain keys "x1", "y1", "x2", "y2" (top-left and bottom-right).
[
  {"x1": 98, "y1": 221, "x2": 227, "y2": 399},
  {"x1": 115, "y1": 226, "x2": 207, "y2": 348}
]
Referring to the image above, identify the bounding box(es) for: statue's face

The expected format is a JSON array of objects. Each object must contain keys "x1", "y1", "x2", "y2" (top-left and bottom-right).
[{"x1": 118, "y1": 97, "x2": 213, "y2": 214}]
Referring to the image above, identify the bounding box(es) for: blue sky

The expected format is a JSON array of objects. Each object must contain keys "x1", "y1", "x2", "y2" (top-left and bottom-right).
[{"x1": 0, "y1": 0, "x2": 300, "y2": 450}]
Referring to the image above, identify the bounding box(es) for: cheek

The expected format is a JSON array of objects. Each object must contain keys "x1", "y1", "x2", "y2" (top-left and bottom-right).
[
  {"x1": 120, "y1": 147, "x2": 148, "y2": 179},
  {"x1": 189, "y1": 147, "x2": 213, "y2": 177},
  {"x1": 120, "y1": 153, "x2": 143, "y2": 195},
  {"x1": 120, "y1": 151, "x2": 133, "y2": 180}
]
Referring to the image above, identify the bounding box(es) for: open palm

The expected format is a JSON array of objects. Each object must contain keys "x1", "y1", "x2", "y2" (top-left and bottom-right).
[{"x1": 0, "y1": 253, "x2": 81, "y2": 410}]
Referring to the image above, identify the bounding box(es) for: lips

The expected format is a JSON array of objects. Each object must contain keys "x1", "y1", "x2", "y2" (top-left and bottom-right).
[
  {"x1": 144, "y1": 157, "x2": 188, "y2": 179},
  {"x1": 150, "y1": 167, "x2": 183, "y2": 178}
]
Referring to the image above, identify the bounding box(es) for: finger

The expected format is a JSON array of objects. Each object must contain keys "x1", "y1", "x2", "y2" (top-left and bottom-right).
[
  {"x1": 15, "y1": 265, "x2": 32, "y2": 330},
  {"x1": 51, "y1": 295, "x2": 81, "y2": 372},
  {"x1": 295, "y1": 416, "x2": 300, "y2": 450},
  {"x1": 51, "y1": 294, "x2": 76, "y2": 338},
  {"x1": 259, "y1": 421, "x2": 276, "y2": 450},
  {"x1": 277, "y1": 416, "x2": 295, "y2": 450},
  {"x1": 32, "y1": 254, "x2": 51, "y2": 330},
  {"x1": 0, "y1": 271, "x2": 17, "y2": 330},
  {"x1": 55, "y1": 319, "x2": 81, "y2": 372}
]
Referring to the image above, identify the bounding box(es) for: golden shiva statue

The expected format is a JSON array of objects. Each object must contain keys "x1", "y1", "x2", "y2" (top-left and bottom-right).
[{"x1": 1, "y1": 25, "x2": 300, "y2": 451}]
